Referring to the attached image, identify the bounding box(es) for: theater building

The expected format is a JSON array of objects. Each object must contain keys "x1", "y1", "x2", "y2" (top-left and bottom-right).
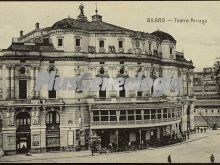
[
  {"x1": 0, "y1": 5, "x2": 194, "y2": 154},
  {"x1": 193, "y1": 59, "x2": 220, "y2": 127}
]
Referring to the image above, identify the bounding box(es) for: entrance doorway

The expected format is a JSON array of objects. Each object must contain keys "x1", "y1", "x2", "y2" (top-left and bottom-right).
[
  {"x1": 46, "y1": 111, "x2": 60, "y2": 152},
  {"x1": 16, "y1": 112, "x2": 31, "y2": 153}
]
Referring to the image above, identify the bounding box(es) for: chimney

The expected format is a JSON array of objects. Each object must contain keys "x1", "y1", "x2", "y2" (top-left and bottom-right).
[
  {"x1": 35, "y1": 22, "x2": 39, "y2": 29},
  {"x1": 20, "y1": 30, "x2": 23, "y2": 37}
]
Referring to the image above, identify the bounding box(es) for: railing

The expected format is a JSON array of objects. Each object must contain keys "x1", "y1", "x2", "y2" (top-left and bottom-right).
[
  {"x1": 43, "y1": 98, "x2": 63, "y2": 103},
  {"x1": 94, "y1": 98, "x2": 111, "y2": 101},
  {"x1": 91, "y1": 117, "x2": 180, "y2": 126},
  {"x1": 99, "y1": 47, "x2": 105, "y2": 53},
  {"x1": 13, "y1": 99, "x2": 31, "y2": 104}
]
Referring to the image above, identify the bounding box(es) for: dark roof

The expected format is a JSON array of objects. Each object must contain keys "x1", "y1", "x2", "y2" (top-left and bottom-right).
[
  {"x1": 7, "y1": 40, "x2": 59, "y2": 52},
  {"x1": 151, "y1": 30, "x2": 176, "y2": 43},
  {"x1": 51, "y1": 17, "x2": 135, "y2": 32}
]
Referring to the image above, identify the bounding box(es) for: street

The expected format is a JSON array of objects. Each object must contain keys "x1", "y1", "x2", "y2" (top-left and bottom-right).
[{"x1": 1, "y1": 129, "x2": 220, "y2": 163}]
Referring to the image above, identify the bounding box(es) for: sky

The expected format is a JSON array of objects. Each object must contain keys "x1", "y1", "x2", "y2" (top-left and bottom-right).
[{"x1": 0, "y1": 1, "x2": 220, "y2": 71}]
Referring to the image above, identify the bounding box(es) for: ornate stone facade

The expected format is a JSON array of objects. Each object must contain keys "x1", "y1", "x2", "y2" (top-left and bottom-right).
[{"x1": 0, "y1": 5, "x2": 195, "y2": 154}]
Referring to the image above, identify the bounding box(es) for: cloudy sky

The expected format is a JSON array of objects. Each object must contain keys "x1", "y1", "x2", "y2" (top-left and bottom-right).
[{"x1": 0, "y1": 1, "x2": 220, "y2": 71}]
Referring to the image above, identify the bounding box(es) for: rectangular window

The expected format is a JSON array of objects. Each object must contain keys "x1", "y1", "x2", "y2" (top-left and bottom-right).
[
  {"x1": 163, "y1": 108, "x2": 168, "y2": 118},
  {"x1": 119, "y1": 110, "x2": 126, "y2": 121},
  {"x1": 58, "y1": 38, "x2": 63, "y2": 47},
  {"x1": 170, "y1": 48, "x2": 173, "y2": 54},
  {"x1": 151, "y1": 109, "x2": 156, "y2": 119},
  {"x1": 99, "y1": 40, "x2": 104, "y2": 48},
  {"x1": 136, "y1": 110, "x2": 142, "y2": 120},
  {"x1": 19, "y1": 80, "x2": 27, "y2": 99},
  {"x1": 93, "y1": 110, "x2": 99, "y2": 121},
  {"x1": 149, "y1": 43, "x2": 151, "y2": 51},
  {"x1": 157, "y1": 109, "x2": 162, "y2": 119},
  {"x1": 137, "y1": 91, "x2": 143, "y2": 97},
  {"x1": 172, "y1": 109, "x2": 175, "y2": 118},
  {"x1": 101, "y1": 111, "x2": 108, "y2": 121},
  {"x1": 128, "y1": 110, "x2": 135, "y2": 120},
  {"x1": 110, "y1": 110, "x2": 117, "y2": 121},
  {"x1": 49, "y1": 90, "x2": 56, "y2": 98},
  {"x1": 76, "y1": 38, "x2": 80, "y2": 47},
  {"x1": 99, "y1": 90, "x2": 106, "y2": 98},
  {"x1": 168, "y1": 109, "x2": 172, "y2": 118},
  {"x1": 119, "y1": 89, "x2": 125, "y2": 97},
  {"x1": 119, "y1": 41, "x2": 123, "y2": 48},
  {"x1": 144, "y1": 109, "x2": 150, "y2": 120}
]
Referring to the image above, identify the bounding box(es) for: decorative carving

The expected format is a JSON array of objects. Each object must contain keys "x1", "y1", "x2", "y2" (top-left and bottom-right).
[
  {"x1": 127, "y1": 48, "x2": 132, "y2": 53},
  {"x1": 31, "y1": 107, "x2": 39, "y2": 125},
  {"x1": 88, "y1": 46, "x2": 96, "y2": 53},
  {"x1": 99, "y1": 47, "x2": 105, "y2": 53},
  {"x1": 118, "y1": 48, "x2": 124, "y2": 53},
  {"x1": 7, "y1": 108, "x2": 15, "y2": 126},
  {"x1": 108, "y1": 46, "x2": 115, "y2": 53},
  {"x1": 75, "y1": 46, "x2": 81, "y2": 52}
]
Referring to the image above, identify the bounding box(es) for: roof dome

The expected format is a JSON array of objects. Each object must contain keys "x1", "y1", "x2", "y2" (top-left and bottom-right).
[
  {"x1": 151, "y1": 30, "x2": 176, "y2": 43},
  {"x1": 51, "y1": 18, "x2": 89, "y2": 30}
]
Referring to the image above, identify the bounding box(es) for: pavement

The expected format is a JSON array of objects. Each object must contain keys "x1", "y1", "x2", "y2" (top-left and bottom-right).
[{"x1": 0, "y1": 129, "x2": 219, "y2": 163}]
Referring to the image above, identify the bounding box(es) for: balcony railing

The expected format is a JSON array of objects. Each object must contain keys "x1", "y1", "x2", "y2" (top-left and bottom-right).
[
  {"x1": 99, "y1": 47, "x2": 105, "y2": 53},
  {"x1": 91, "y1": 117, "x2": 180, "y2": 126},
  {"x1": 94, "y1": 98, "x2": 111, "y2": 101},
  {"x1": 43, "y1": 98, "x2": 63, "y2": 104}
]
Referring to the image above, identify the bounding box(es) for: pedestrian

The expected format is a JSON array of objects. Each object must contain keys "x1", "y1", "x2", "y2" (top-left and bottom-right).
[
  {"x1": 210, "y1": 154, "x2": 215, "y2": 163},
  {"x1": 168, "y1": 155, "x2": 172, "y2": 163},
  {"x1": 187, "y1": 131, "x2": 190, "y2": 139},
  {"x1": 197, "y1": 127, "x2": 200, "y2": 133},
  {"x1": 91, "y1": 142, "x2": 95, "y2": 156},
  {"x1": 204, "y1": 127, "x2": 207, "y2": 132},
  {"x1": 200, "y1": 128, "x2": 203, "y2": 133},
  {"x1": 109, "y1": 142, "x2": 113, "y2": 153}
]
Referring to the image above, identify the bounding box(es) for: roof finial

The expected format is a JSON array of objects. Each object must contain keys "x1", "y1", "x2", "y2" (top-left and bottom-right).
[
  {"x1": 79, "y1": 3, "x2": 84, "y2": 15},
  {"x1": 95, "y1": 3, "x2": 98, "y2": 15}
]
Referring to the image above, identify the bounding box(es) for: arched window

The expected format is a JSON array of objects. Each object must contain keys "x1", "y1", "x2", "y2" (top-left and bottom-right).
[
  {"x1": 16, "y1": 112, "x2": 31, "y2": 127},
  {"x1": 46, "y1": 111, "x2": 60, "y2": 125}
]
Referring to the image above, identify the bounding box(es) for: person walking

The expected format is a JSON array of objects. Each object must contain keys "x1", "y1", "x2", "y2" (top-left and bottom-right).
[
  {"x1": 197, "y1": 126, "x2": 200, "y2": 133},
  {"x1": 210, "y1": 154, "x2": 215, "y2": 163},
  {"x1": 168, "y1": 155, "x2": 172, "y2": 163},
  {"x1": 204, "y1": 127, "x2": 207, "y2": 132}
]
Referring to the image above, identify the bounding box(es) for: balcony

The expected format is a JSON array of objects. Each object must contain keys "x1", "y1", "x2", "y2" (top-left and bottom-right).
[
  {"x1": 99, "y1": 47, "x2": 105, "y2": 53},
  {"x1": 42, "y1": 98, "x2": 64, "y2": 105},
  {"x1": 118, "y1": 48, "x2": 124, "y2": 53},
  {"x1": 94, "y1": 98, "x2": 111, "y2": 101}
]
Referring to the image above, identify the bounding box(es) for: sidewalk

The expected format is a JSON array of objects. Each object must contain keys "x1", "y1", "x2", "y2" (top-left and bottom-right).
[{"x1": 0, "y1": 129, "x2": 218, "y2": 163}]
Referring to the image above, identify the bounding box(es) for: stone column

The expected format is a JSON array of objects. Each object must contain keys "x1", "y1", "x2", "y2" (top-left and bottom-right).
[
  {"x1": 30, "y1": 66, "x2": 35, "y2": 98},
  {"x1": 5, "y1": 65, "x2": 11, "y2": 99},
  {"x1": 190, "y1": 103, "x2": 195, "y2": 130},
  {"x1": 10, "y1": 65, "x2": 15, "y2": 99},
  {"x1": 35, "y1": 66, "x2": 40, "y2": 98},
  {"x1": 181, "y1": 104, "x2": 188, "y2": 132},
  {"x1": 116, "y1": 129, "x2": 119, "y2": 147}
]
